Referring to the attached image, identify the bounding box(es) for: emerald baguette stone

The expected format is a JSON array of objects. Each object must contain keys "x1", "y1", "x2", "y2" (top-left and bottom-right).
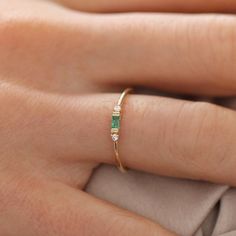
[{"x1": 112, "y1": 114, "x2": 120, "y2": 129}]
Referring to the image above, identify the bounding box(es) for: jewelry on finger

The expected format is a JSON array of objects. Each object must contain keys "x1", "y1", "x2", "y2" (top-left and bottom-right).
[{"x1": 111, "y1": 88, "x2": 133, "y2": 172}]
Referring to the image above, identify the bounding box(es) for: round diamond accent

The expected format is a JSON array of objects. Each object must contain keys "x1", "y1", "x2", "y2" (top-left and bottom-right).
[
  {"x1": 114, "y1": 105, "x2": 121, "y2": 112},
  {"x1": 111, "y1": 134, "x2": 119, "y2": 142}
]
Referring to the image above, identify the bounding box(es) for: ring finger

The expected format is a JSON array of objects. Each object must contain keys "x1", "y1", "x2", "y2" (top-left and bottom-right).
[
  {"x1": 6, "y1": 84, "x2": 236, "y2": 186},
  {"x1": 75, "y1": 93, "x2": 236, "y2": 186}
]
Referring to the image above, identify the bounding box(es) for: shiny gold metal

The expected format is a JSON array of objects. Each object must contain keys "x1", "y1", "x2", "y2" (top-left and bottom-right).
[{"x1": 111, "y1": 88, "x2": 133, "y2": 172}]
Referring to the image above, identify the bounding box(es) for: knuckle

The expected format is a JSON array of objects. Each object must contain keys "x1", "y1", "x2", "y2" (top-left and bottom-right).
[
  {"x1": 192, "y1": 102, "x2": 219, "y2": 141},
  {"x1": 0, "y1": 15, "x2": 39, "y2": 75},
  {"x1": 189, "y1": 102, "x2": 219, "y2": 158},
  {"x1": 189, "y1": 102, "x2": 231, "y2": 172},
  {"x1": 207, "y1": 16, "x2": 236, "y2": 87},
  {"x1": 185, "y1": 15, "x2": 236, "y2": 91},
  {"x1": 0, "y1": 12, "x2": 30, "y2": 49},
  {"x1": 213, "y1": 17, "x2": 236, "y2": 58},
  {"x1": 172, "y1": 101, "x2": 222, "y2": 172},
  {"x1": 0, "y1": 7, "x2": 50, "y2": 58},
  {"x1": 209, "y1": 15, "x2": 236, "y2": 56}
]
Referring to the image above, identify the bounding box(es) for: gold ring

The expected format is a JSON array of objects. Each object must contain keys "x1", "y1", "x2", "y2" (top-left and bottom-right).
[{"x1": 111, "y1": 88, "x2": 132, "y2": 172}]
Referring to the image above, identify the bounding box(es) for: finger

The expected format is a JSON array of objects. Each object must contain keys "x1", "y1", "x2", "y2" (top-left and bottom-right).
[
  {"x1": 54, "y1": 0, "x2": 236, "y2": 13},
  {"x1": 4, "y1": 83, "x2": 236, "y2": 186},
  {"x1": 72, "y1": 94, "x2": 236, "y2": 187},
  {"x1": 2, "y1": 2, "x2": 236, "y2": 96},
  {"x1": 0, "y1": 0, "x2": 104, "y2": 94},
  {"x1": 0, "y1": 177, "x2": 176, "y2": 235},
  {"x1": 60, "y1": 93, "x2": 236, "y2": 188},
  {"x1": 73, "y1": 13, "x2": 236, "y2": 96}
]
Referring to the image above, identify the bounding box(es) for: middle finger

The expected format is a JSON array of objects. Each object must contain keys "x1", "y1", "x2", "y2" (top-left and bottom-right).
[
  {"x1": 81, "y1": 13, "x2": 236, "y2": 96},
  {"x1": 1, "y1": 1, "x2": 236, "y2": 95}
]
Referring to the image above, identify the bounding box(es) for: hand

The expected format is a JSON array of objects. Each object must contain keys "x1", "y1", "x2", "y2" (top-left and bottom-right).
[{"x1": 1, "y1": 0, "x2": 236, "y2": 235}]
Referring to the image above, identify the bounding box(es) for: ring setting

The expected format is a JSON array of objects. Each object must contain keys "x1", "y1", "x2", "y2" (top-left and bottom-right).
[{"x1": 111, "y1": 88, "x2": 132, "y2": 172}]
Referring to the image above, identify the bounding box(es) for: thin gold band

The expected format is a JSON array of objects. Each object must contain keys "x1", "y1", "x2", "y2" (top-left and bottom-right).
[{"x1": 111, "y1": 88, "x2": 132, "y2": 172}]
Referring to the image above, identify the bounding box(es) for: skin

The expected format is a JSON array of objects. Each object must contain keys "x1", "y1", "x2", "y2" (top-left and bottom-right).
[{"x1": 0, "y1": 0, "x2": 236, "y2": 235}]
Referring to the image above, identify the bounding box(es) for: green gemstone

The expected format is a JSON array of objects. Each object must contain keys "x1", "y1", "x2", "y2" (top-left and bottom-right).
[{"x1": 112, "y1": 115, "x2": 120, "y2": 129}]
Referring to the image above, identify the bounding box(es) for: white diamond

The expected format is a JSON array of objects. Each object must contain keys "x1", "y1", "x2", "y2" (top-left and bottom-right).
[
  {"x1": 111, "y1": 134, "x2": 119, "y2": 142},
  {"x1": 114, "y1": 105, "x2": 121, "y2": 112}
]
